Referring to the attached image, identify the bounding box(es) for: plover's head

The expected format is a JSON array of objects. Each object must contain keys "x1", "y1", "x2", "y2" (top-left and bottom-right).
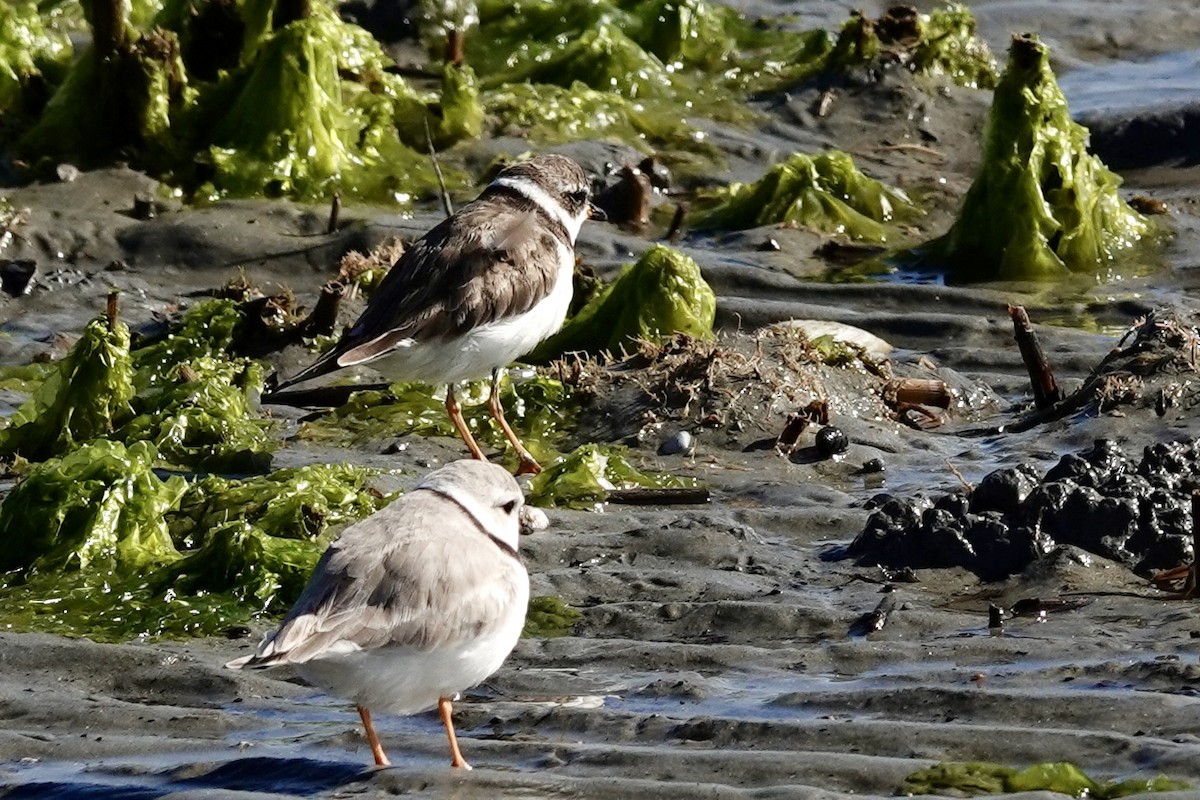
[
  {"x1": 415, "y1": 460, "x2": 526, "y2": 554},
  {"x1": 490, "y1": 154, "x2": 603, "y2": 242}
]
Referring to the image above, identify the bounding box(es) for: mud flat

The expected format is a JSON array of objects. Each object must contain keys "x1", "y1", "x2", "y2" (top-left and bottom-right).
[{"x1": 4, "y1": 0, "x2": 1200, "y2": 798}]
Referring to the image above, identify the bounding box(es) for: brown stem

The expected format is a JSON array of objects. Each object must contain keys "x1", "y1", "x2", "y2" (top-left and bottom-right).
[
  {"x1": 87, "y1": 0, "x2": 127, "y2": 60},
  {"x1": 106, "y1": 290, "x2": 119, "y2": 332},
  {"x1": 327, "y1": 191, "x2": 341, "y2": 235},
  {"x1": 665, "y1": 203, "x2": 686, "y2": 242},
  {"x1": 445, "y1": 29, "x2": 464, "y2": 67},
  {"x1": 300, "y1": 281, "x2": 346, "y2": 338},
  {"x1": 1009, "y1": 305, "x2": 1063, "y2": 409}
]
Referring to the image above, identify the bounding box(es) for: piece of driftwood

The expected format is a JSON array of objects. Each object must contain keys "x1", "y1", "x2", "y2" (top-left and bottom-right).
[
  {"x1": 884, "y1": 378, "x2": 952, "y2": 409},
  {"x1": 606, "y1": 487, "x2": 711, "y2": 506}
]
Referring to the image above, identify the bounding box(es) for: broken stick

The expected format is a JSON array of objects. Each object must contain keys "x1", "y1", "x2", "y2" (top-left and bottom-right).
[{"x1": 1009, "y1": 305, "x2": 1063, "y2": 409}]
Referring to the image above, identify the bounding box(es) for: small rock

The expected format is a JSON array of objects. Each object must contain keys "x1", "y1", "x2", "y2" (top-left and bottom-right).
[
  {"x1": 658, "y1": 430, "x2": 694, "y2": 456},
  {"x1": 815, "y1": 426, "x2": 849, "y2": 458},
  {"x1": 0, "y1": 259, "x2": 36, "y2": 296}
]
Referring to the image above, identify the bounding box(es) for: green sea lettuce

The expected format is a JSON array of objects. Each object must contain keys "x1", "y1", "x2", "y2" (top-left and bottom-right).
[
  {"x1": 117, "y1": 355, "x2": 273, "y2": 472},
  {"x1": 901, "y1": 760, "x2": 1188, "y2": 798},
  {"x1": 0, "y1": 316, "x2": 136, "y2": 461},
  {"x1": 0, "y1": 439, "x2": 185, "y2": 574},
  {"x1": 172, "y1": 463, "x2": 388, "y2": 543},
  {"x1": 483, "y1": 81, "x2": 713, "y2": 157},
  {"x1": 17, "y1": 7, "x2": 189, "y2": 167},
  {"x1": 193, "y1": 6, "x2": 437, "y2": 203},
  {"x1": 766, "y1": 4, "x2": 996, "y2": 91},
  {"x1": 692, "y1": 151, "x2": 917, "y2": 241},
  {"x1": 493, "y1": 21, "x2": 673, "y2": 99},
  {"x1": 132, "y1": 298, "x2": 244, "y2": 390},
  {"x1": 0, "y1": 1, "x2": 71, "y2": 118},
  {"x1": 531, "y1": 245, "x2": 715, "y2": 360},
  {"x1": 917, "y1": 34, "x2": 1149, "y2": 282},
  {"x1": 523, "y1": 595, "x2": 582, "y2": 637},
  {"x1": 0, "y1": 455, "x2": 392, "y2": 639},
  {"x1": 527, "y1": 443, "x2": 694, "y2": 509}
]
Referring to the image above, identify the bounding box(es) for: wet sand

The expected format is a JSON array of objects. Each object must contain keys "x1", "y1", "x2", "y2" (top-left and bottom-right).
[{"x1": 5, "y1": 1, "x2": 1200, "y2": 797}]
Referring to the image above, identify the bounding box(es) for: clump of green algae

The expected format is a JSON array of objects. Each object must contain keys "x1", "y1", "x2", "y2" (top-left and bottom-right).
[
  {"x1": 0, "y1": 301, "x2": 395, "y2": 640},
  {"x1": 0, "y1": 316, "x2": 135, "y2": 462},
  {"x1": 527, "y1": 444, "x2": 697, "y2": 509},
  {"x1": 764, "y1": 4, "x2": 996, "y2": 92},
  {"x1": 531, "y1": 244, "x2": 716, "y2": 360},
  {"x1": 523, "y1": 595, "x2": 583, "y2": 637},
  {"x1": 911, "y1": 34, "x2": 1150, "y2": 282},
  {"x1": 0, "y1": 1, "x2": 71, "y2": 123},
  {"x1": 691, "y1": 151, "x2": 918, "y2": 242},
  {"x1": 5, "y1": 0, "x2": 459, "y2": 204},
  {"x1": 902, "y1": 761, "x2": 1188, "y2": 798}
]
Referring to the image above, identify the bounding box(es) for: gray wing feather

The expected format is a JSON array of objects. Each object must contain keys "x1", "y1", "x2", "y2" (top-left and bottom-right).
[{"x1": 233, "y1": 492, "x2": 524, "y2": 667}]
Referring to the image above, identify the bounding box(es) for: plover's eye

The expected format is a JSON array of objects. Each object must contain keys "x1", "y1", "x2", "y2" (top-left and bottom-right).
[
  {"x1": 565, "y1": 189, "x2": 588, "y2": 208},
  {"x1": 501, "y1": 499, "x2": 518, "y2": 514}
]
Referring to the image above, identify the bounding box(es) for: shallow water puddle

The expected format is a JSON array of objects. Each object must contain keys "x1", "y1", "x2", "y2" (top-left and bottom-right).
[{"x1": 1061, "y1": 48, "x2": 1200, "y2": 117}]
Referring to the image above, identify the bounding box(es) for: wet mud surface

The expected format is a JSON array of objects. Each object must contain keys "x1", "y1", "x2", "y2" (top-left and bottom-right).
[{"x1": 5, "y1": 1, "x2": 1200, "y2": 798}]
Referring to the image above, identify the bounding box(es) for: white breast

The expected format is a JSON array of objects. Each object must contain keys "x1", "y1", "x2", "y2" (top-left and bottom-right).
[{"x1": 370, "y1": 250, "x2": 575, "y2": 385}]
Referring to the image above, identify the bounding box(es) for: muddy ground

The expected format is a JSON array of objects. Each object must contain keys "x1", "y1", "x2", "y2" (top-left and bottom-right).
[{"x1": 4, "y1": 0, "x2": 1200, "y2": 798}]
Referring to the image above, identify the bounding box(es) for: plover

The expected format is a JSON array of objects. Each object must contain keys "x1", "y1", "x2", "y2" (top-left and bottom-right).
[
  {"x1": 278, "y1": 154, "x2": 603, "y2": 474},
  {"x1": 227, "y1": 459, "x2": 531, "y2": 769}
]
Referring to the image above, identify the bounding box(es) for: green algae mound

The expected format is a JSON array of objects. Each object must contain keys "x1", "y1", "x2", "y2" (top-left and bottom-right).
[
  {"x1": 464, "y1": 0, "x2": 793, "y2": 161},
  {"x1": 523, "y1": 595, "x2": 583, "y2": 637},
  {"x1": 902, "y1": 760, "x2": 1188, "y2": 798},
  {"x1": 9, "y1": 0, "x2": 461, "y2": 204},
  {"x1": 0, "y1": 316, "x2": 135, "y2": 462},
  {"x1": 0, "y1": 446, "x2": 393, "y2": 640},
  {"x1": 16, "y1": 2, "x2": 190, "y2": 169},
  {"x1": 917, "y1": 34, "x2": 1150, "y2": 282},
  {"x1": 692, "y1": 151, "x2": 917, "y2": 242},
  {"x1": 0, "y1": 300, "x2": 277, "y2": 470},
  {"x1": 118, "y1": 356, "x2": 272, "y2": 472},
  {"x1": 190, "y1": 4, "x2": 445, "y2": 203},
  {"x1": 0, "y1": 439, "x2": 184, "y2": 575},
  {"x1": 532, "y1": 245, "x2": 715, "y2": 360},
  {"x1": 0, "y1": 1, "x2": 71, "y2": 119},
  {"x1": 528, "y1": 443, "x2": 696, "y2": 509},
  {"x1": 767, "y1": 4, "x2": 996, "y2": 92}
]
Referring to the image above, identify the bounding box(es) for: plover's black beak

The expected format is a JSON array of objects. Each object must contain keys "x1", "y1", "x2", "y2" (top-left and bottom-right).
[{"x1": 587, "y1": 201, "x2": 608, "y2": 222}]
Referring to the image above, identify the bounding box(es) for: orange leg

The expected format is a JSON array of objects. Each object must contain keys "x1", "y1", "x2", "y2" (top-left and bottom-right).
[
  {"x1": 445, "y1": 383, "x2": 488, "y2": 461},
  {"x1": 357, "y1": 705, "x2": 391, "y2": 767},
  {"x1": 437, "y1": 696, "x2": 472, "y2": 769},
  {"x1": 488, "y1": 368, "x2": 542, "y2": 475}
]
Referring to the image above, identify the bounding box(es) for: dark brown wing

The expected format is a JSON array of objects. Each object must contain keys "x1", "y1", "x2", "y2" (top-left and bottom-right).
[{"x1": 277, "y1": 192, "x2": 569, "y2": 389}]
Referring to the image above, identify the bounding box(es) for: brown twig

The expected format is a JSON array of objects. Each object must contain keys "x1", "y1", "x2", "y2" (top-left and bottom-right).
[
  {"x1": 1010, "y1": 305, "x2": 1063, "y2": 410},
  {"x1": 327, "y1": 191, "x2": 341, "y2": 234},
  {"x1": 665, "y1": 203, "x2": 686, "y2": 242},
  {"x1": 444, "y1": 29, "x2": 464, "y2": 66},
  {"x1": 945, "y1": 459, "x2": 973, "y2": 492},
  {"x1": 106, "y1": 290, "x2": 119, "y2": 332}
]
